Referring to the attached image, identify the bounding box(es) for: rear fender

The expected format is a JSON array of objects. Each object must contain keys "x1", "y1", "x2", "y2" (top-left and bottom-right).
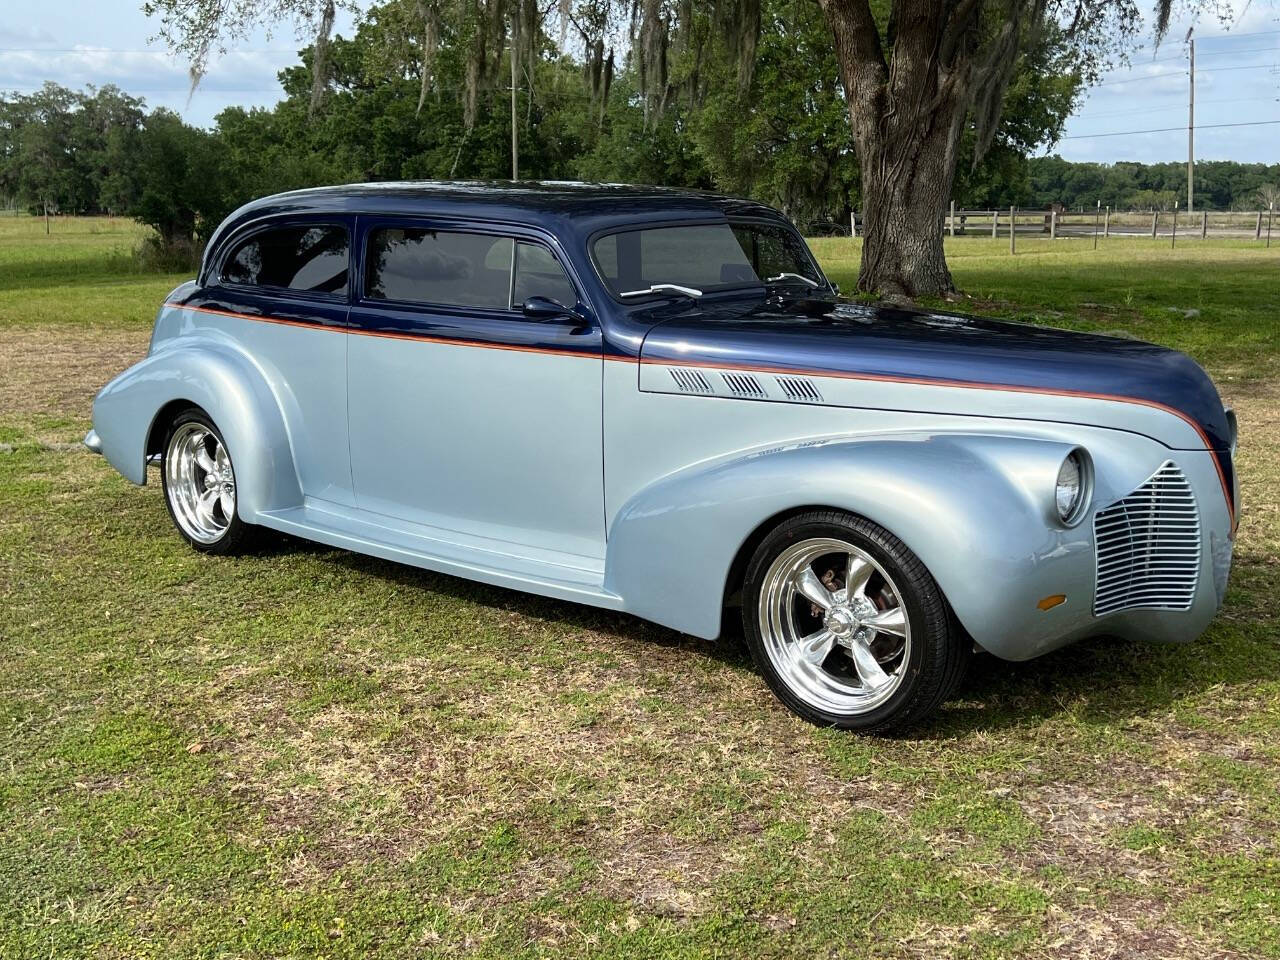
[{"x1": 91, "y1": 337, "x2": 301, "y2": 521}]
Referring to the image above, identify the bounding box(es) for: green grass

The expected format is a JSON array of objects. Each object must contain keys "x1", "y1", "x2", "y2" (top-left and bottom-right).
[
  {"x1": 0, "y1": 216, "x2": 187, "y2": 329},
  {"x1": 2, "y1": 217, "x2": 1279, "y2": 958}
]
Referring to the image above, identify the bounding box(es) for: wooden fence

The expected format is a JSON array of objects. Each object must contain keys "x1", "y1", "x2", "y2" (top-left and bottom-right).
[{"x1": 810, "y1": 205, "x2": 1277, "y2": 248}]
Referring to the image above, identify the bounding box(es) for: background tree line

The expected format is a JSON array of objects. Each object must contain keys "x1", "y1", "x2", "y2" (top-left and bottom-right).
[
  {"x1": 1, "y1": 0, "x2": 1273, "y2": 266},
  {"x1": 1026, "y1": 156, "x2": 1280, "y2": 213}
]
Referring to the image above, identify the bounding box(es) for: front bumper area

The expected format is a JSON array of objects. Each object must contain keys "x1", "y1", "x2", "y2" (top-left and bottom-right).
[
  {"x1": 978, "y1": 447, "x2": 1232, "y2": 661},
  {"x1": 83, "y1": 429, "x2": 103, "y2": 454}
]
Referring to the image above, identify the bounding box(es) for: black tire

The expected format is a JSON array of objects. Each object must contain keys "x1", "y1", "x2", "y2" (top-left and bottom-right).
[
  {"x1": 741, "y1": 510, "x2": 967, "y2": 733},
  {"x1": 160, "y1": 407, "x2": 256, "y2": 555}
]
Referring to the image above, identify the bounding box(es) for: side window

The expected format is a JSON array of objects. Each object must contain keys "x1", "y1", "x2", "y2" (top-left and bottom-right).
[
  {"x1": 365, "y1": 228, "x2": 513, "y2": 309},
  {"x1": 512, "y1": 242, "x2": 576, "y2": 308},
  {"x1": 222, "y1": 225, "x2": 349, "y2": 296}
]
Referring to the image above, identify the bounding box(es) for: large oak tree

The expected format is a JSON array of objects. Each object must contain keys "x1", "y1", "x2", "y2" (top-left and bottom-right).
[{"x1": 143, "y1": 0, "x2": 1215, "y2": 296}]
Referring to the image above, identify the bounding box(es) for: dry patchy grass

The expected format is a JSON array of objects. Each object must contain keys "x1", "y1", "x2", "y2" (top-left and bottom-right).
[{"x1": 1, "y1": 223, "x2": 1278, "y2": 959}]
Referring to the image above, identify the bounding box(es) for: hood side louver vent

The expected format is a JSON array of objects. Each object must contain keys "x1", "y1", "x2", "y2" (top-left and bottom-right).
[
  {"x1": 1093, "y1": 461, "x2": 1201, "y2": 617},
  {"x1": 776, "y1": 375, "x2": 823, "y2": 403},
  {"x1": 668, "y1": 367, "x2": 713, "y2": 395},
  {"x1": 721, "y1": 372, "x2": 767, "y2": 398}
]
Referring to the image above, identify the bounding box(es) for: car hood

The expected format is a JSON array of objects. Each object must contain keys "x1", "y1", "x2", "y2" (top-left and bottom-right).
[{"x1": 636, "y1": 298, "x2": 1233, "y2": 456}]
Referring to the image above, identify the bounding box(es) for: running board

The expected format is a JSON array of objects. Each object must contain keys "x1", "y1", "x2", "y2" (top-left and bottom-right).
[{"x1": 255, "y1": 501, "x2": 622, "y2": 610}]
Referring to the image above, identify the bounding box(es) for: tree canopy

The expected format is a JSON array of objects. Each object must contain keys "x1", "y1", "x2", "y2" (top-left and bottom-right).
[{"x1": 6, "y1": 0, "x2": 1270, "y2": 271}]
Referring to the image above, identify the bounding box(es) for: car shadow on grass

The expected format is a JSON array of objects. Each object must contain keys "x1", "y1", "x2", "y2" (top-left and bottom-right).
[
  {"x1": 247, "y1": 532, "x2": 1274, "y2": 736},
  {"x1": 926, "y1": 622, "x2": 1278, "y2": 739},
  {"x1": 253, "y1": 531, "x2": 756, "y2": 670}
]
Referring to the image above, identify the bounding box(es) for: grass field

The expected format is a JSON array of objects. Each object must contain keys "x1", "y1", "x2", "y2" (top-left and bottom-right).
[{"x1": 2, "y1": 217, "x2": 1278, "y2": 959}]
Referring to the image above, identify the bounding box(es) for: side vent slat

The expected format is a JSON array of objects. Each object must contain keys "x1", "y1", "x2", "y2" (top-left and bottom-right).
[
  {"x1": 668, "y1": 367, "x2": 712, "y2": 395},
  {"x1": 1092, "y1": 461, "x2": 1201, "y2": 617},
  {"x1": 720, "y1": 372, "x2": 767, "y2": 398},
  {"x1": 775, "y1": 375, "x2": 823, "y2": 403}
]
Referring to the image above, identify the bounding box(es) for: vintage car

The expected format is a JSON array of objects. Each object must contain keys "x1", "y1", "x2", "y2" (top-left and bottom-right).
[{"x1": 86, "y1": 182, "x2": 1238, "y2": 732}]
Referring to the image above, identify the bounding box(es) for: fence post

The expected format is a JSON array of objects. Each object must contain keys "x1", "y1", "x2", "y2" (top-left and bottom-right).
[
  {"x1": 1256, "y1": 211, "x2": 1263, "y2": 240},
  {"x1": 1010, "y1": 206, "x2": 1016, "y2": 254},
  {"x1": 949, "y1": 200, "x2": 956, "y2": 237},
  {"x1": 991, "y1": 209, "x2": 998, "y2": 238},
  {"x1": 1093, "y1": 200, "x2": 1100, "y2": 250},
  {"x1": 1104, "y1": 205, "x2": 1110, "y2": 237},
  {"x1": 1172, "y1": 201, "x2": 1178, "y2": 248},
  {"x1": 1269, "y1": 203, "x2": 1274, "y2": 248},
  {"x1": 1201, "y1": 210, "x2": 1208, "y2": 239},
  {"x1": 1151, "y1": 211, "x2": 1158, "y2": 238},
  {"x1": 1050, "y1": 209, "x2": 1057, "y2": 240}
]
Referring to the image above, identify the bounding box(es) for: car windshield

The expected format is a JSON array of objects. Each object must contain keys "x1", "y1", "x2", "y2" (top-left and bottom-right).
[
  {"x1": 592, "y1": 224, "x2": 760, "y2": 298},
  {"x1": 731, "y1": 223, "x2": 826, "y2": 288}
]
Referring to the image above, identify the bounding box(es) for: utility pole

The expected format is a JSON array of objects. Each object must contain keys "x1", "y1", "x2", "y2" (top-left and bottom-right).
[
  {"x1": 1187, "y1": 32, "x2": 1195, "y2": 212},
  {"x1": 510, "y1": 28, "x2": 519, "y2": 181}
]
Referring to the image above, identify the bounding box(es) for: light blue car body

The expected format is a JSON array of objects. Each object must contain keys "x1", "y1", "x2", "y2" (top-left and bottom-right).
[{"x1": 87, "y1": 182, "x2": 1237, "y2": 661}]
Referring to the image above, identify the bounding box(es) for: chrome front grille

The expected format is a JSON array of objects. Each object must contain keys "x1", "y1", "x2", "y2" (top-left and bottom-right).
[{"x1": 1093, "y1": 462, "x2": 1201, "y2": 616}]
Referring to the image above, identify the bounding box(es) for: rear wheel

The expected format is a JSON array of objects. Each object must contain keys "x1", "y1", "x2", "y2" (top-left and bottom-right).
[
  {"x1": 742, "y1": 510, "x2": 966, "y2": 733},
  {"x1": 161, "y1": 408, "x2": 254, "y2": 554}
]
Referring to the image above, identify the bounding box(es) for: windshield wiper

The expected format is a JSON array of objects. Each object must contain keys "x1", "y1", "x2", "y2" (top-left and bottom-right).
[
  {"x1": 618, "y1": 283, "x2": 704, "y2": 299},
  {"x1": 765, "y1": 272, "x2": 821, "y2": 289}
]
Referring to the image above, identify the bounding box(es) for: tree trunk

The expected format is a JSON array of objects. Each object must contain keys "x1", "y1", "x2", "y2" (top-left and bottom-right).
[
  {"x1": 819, "y1": 0, "x2": 975, "y2": 298},
  {"x1": 855, "y1": 105, "x2": 961, "y2": 297}
]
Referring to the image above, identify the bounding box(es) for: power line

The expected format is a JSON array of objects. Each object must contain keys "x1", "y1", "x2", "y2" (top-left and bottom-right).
[
  {"x1": 0, "y1": 47, "x2": 298, "y2": 54},
  {"x1": 2, "y1": 84, "x2": 284, "y2": 93},
  {"x1": 1096, "y1": 33, "x2": 1280, "y2": 73},
  {"x1": 1095, "y1": 60, "x2": 1280, "y2": 87},
  {"x1": 1193, "y1": 45, "x2": 1280, "y2": 58},
  {"x1": 1061, "y1": 118, "x2": 1280, "y2": 139},
  {"x1": 1075, "y1": 95, "x2": 1280, "y2": 120},
  {"x1": 1194, "y1": 28, "x2": 1280, "y2": 42},
  {"x1": 1196, "y1": 63, "x2": 1280, "y2": 75},
  {"x1": 1095, "y1": 71, "x2": 1187, "y2": 88}
]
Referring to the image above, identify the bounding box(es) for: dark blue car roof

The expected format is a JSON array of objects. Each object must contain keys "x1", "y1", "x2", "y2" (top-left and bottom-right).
[
  {"x1": 208, "y1": 181, "x2": 788, "y2": 254},
  {"x1": 201, "y1": 180, "x2": 797, "y2": 286},
  {"x1": 228, "y1": 180, "x2": 784, "y2": 227}
]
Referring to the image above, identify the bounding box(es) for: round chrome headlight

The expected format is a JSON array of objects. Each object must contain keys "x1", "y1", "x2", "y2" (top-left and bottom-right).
[{"x1": 1055, "y1": 450, "x2": 1087, "y2": 525}]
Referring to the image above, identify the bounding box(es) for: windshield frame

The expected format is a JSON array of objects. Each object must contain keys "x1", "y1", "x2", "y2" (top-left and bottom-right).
[{"x1": 586, "y1": 218, "x2": 768, "y2": 303}]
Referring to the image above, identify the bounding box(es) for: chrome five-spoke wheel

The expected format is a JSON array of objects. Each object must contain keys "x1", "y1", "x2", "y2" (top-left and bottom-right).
[
  {"x1": 166, "y1": 422, "x2": 236, "y2": 542},
  {"x1": 160, "y1": 408, "x2": 253, "y2": 553},
  {"x1": 759, "y1": 538, "x2": 911, "y2": 715},
  {"x1": 742, "y1": 511, "x2": 967, "y2": 732}
]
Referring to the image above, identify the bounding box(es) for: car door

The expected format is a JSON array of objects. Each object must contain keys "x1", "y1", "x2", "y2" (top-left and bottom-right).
[
  {"x1": 346, "y1": 216, "x2": 606, "y2": 561},
  {"x1": 205, "y1": 217, "x2": 355, "y2": 506}
]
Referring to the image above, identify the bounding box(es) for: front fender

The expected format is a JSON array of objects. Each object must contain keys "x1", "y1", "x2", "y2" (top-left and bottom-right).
[
  {"x1": 604, "y1": 433, "x2": 1098, "y2": 659},
  {"x1": 91, "y1": 337, "x2": 301, "y2": 521}
]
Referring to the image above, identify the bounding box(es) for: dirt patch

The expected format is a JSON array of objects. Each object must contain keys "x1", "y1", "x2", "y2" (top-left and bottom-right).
[
  {"x1": 901, "y1": 895, "x2": 1243, "y2": 960},
  {"x1": 1032, "y1": 896, "x2": 1244, "y2": 960},
  {"x1": 0, "y1": 324, "x2": 147, "y2": 421}
]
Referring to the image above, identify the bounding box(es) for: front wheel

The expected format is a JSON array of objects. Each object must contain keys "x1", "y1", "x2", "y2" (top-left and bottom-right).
[
  {"x1": 161, "y1": 408, "x2": 255, "y2": 554},
  {"x1": 742, "y1": 510, "x2": 966, "y2": 733}
]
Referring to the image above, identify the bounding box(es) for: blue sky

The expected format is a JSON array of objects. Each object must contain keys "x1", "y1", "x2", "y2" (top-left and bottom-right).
[{"x1": 2, "y1": 2, "x2": 1277, "y2": 166}]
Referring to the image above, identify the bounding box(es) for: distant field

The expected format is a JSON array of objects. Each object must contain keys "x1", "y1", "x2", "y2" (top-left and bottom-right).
[
  {"x1": 0, "y1": 215, "x2": 186, "y2": 330},
  {"x1": 2, "y1": 217, "x2": 1278, "y2": 958},
  {"x1": 811, "y1": 234, "x2": 1280, "y2": 380}
]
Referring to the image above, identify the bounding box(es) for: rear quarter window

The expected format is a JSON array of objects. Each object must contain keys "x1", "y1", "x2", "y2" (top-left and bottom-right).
[{"x1": 222, "y1": 225, "x2": 349, "y2": 296}]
